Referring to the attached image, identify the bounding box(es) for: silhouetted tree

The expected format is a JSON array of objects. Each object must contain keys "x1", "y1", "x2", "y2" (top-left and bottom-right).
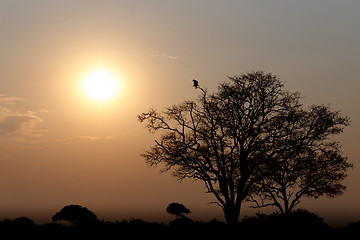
[
  {"x1": 14, "y1": 217, "x2": 35, "y2": 226},
  {"x1": 138, "y1": 71, "x2": 350, "y2": 224},
  {"x1": 241, "y1": 209, "x2": 329, "y2": 235},
  {"x1": 52, "y1": 204, "x2": 98, "y2": 226},
  {"x1": 166, "y1": 203, "x2": 191, "y2": 218},
  {"x1": 249, "y1": 133, "x2": 352, "y2": 215}
]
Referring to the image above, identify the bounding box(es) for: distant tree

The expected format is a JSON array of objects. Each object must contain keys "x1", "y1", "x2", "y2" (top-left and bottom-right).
[
  {"x1": 138, "y1": 71, "x2": 350, "y2": 224},
  {"x1": 14, "y1": 217, "x2": 35, "y2": 226},
  {"x1": 166, "y1": 203, "x2": 191, "y2": 218},
  {"x1": 241, "y1": 209, "x2": 328, "y2": 233},
  {"x1": 52, "y1": 204, "x2": 98, "y2": 225}
]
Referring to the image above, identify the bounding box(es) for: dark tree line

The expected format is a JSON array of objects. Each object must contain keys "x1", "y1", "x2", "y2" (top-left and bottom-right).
[
  {"x1": 1, "y1": 204, "x2": 360, "y2": 239},
  {"x1": 138, "y1": 71, "x2": 352, "y2": 224}
]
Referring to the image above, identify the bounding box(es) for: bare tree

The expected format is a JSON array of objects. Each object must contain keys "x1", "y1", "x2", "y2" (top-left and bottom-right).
[
  {"x1": 248, "y1": 106, "x2": 352, "y2": 215},
  {"x1": 138, "y1": 71, "x2": 350, "y2": 224}
]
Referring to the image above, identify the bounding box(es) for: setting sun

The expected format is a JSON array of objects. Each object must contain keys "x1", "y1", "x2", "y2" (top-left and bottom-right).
[{"x1": 82, "y1": 68, "x2": 120, "y2": 101}]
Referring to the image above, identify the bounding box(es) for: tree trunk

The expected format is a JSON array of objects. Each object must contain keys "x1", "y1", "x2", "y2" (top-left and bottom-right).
[{"x1": 223, "y1": 203, "x2": 241, "y2": 224}]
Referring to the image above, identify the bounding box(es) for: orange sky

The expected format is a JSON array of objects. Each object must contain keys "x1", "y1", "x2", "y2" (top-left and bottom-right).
[{"x1": 0, "y1": 0, "x2": 359, "y2": 226}]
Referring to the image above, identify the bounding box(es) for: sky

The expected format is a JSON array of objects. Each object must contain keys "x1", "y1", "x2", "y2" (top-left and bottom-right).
[{"x1": 0, "y1": 0, "x2": 359, "y2": 226}]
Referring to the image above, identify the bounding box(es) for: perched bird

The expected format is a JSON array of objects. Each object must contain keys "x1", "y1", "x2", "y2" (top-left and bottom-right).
[{"x1": 192, "y1": 79, "x2": 199, "y2": 88}]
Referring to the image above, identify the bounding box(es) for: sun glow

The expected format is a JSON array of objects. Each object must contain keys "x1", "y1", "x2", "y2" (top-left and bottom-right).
[{"x1": 82, "y1": 68, "x2": 120, "y2": 101}]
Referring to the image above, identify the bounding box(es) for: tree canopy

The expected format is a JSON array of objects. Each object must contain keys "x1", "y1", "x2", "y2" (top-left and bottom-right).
[
  {"x1": 52, "y1": 204, "x2": 98, "y2": 225},
  {"x1": 166, "y1": 203, "x2": 191, "y2": 218}
]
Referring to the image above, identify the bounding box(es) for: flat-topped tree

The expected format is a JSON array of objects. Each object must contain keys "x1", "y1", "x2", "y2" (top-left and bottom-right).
[
  {"x1": 52, "y1": 204, "x2": 98, "y2": 226},
  {"x1": 166, "y1": 203, "x2": 191, "y2": 218}
]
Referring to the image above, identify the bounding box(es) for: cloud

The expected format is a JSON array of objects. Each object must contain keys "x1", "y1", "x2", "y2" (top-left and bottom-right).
[
  {"x1": 151, "y1": 53, "x2": 180, "y2": 60},
  {"x1": 0, "y1": 93, "x2": 114, "y2": 148},
  {"x1": 0, "y1": 115, "x2": 33, "y2": 136},
  {"x1": 0, "y1": 94, "x2": 25, "y2": 104},
  {"x1": 0, "y1": 94, "x2": 41, "y2": 140},
  {"x1": 24, "y1": 135, "x2": 114, "y2": 149},
  {"x1": 0, "y1": 107, "x2": 45, "y2": 141}
]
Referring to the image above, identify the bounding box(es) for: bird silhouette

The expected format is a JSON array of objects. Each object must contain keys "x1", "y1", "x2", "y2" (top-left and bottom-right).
[{"x1": 192, "y1": 79, "x2": 199, "y2": 88}]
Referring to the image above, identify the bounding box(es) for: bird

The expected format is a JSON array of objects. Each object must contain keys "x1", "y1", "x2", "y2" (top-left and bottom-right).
[{"x1": 192, "y1": 79, "x2": 199, "y2": 88}]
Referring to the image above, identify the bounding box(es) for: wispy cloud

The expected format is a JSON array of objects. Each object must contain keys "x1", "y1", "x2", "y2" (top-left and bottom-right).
[
  {"x1": 0, "y1": 94, "x2": 26, "y2": 104},
  {"x1": 24, "y1": 135, "x2": 114, "y2": 149},
  {"x1": 151, "y1": 53, "x2": 180, "y2": 60},
  {"x1": 0, "y1": 93, "x2": 114, "y2": 148},
  {"x1": 0, "y1": 107, "x2": 45, "y2": 141},
  {"x1": 0, "y1": 94, "x2": 40, "y2": 140}
]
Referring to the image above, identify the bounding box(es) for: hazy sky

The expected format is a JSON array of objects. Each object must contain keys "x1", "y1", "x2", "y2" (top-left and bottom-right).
[{"x1": 0, "y1": 0, "x2": 359, "y2": 225}]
